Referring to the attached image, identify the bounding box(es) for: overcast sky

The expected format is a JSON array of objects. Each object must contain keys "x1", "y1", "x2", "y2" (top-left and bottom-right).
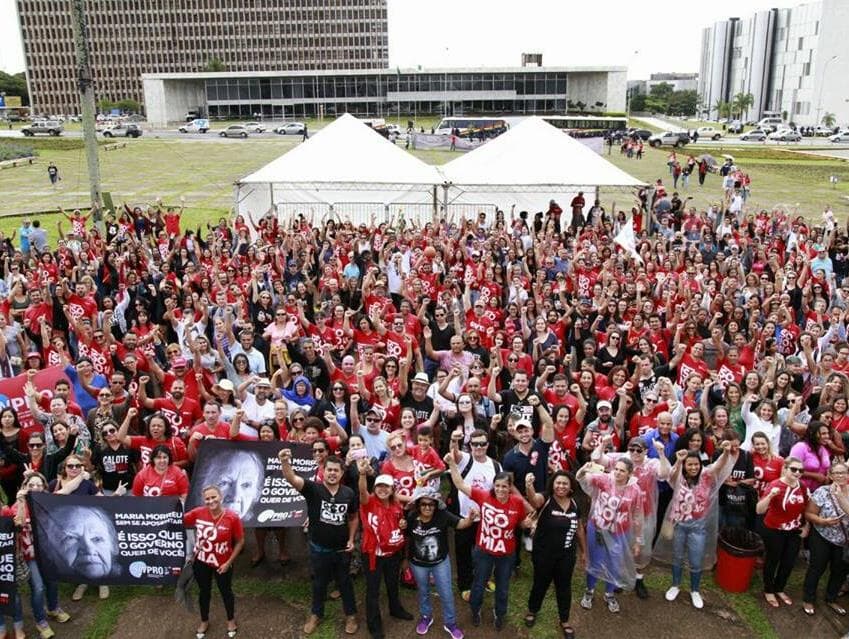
[{"x1": 1, "y1": 0, "x2": 805, "y2": 79}]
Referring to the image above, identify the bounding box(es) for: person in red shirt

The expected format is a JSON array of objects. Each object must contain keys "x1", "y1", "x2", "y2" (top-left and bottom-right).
[
  {"x1": 445, "y1": 455, "x2": 532, "y2": 629},
  {"x1": 138, "y1": 376, "x2": 201, "y2": 441},
  {"x1": 131, "y1": 444, "x2": 189, "y2": 498},
  {"x1": 756, "y1": 458, "x2": 810, "y2": 607},
  {"x1": 117, "y1": 408, "x2": 188, "y2": 468},
  {"x1": 183, "y1": 485, "x2": 244, "y2": 639},
  {"x1": 187, "y1": 403, "x2": 232, "y2": 460},
  {"x1": 355, "y1": 460, "x2": 412, "y2": 638}
]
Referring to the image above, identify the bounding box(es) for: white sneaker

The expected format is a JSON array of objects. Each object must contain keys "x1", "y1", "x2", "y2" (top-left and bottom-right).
[
  {"x1": 71, "y1": 585, "x2": 87, "y2": 601},
  {"x1": 665, "y1": 586, "x2": 680, "y2": 602},
  {"x1": 523, "y1": 534, "x2": 533, "y2": 552},
  {"x1": 98, "y1": 585, "x2": 110, "y2": 599},
  {"x1": 690, "y1": 591, "x2": 704, "y2": 609}
]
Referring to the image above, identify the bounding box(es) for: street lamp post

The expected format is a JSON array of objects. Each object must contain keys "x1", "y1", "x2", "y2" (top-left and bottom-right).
[{"x1": 815, "y1": 55, "x2": 839, "y2": 127}]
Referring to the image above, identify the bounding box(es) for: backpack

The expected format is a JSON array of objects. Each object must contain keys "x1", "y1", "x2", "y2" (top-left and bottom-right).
[{"x1": 446, "y1": 455, "x2": 501, "y2": 515}]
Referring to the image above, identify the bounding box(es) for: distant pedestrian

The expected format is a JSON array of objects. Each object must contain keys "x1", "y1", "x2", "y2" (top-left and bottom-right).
[
  {"x1": 47, "y1": 163, "x2": 59, "y2": 187},
  {"x1": 302, "y1": 123, "x2": 309, "y2": 142}
]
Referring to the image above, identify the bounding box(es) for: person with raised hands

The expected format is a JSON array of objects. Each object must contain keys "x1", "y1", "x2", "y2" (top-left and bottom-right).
[{"x1": 655, "y1": 440, "x2": 738, "y2": 609}]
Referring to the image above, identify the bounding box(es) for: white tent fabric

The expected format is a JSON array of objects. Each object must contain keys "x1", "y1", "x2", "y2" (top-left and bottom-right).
[
  {"x1": 235, "y1": 113, "x2": 442, "y2": 221},
  {"x1": 440, "y1": 116, "x2": 644, "y2": 220}
]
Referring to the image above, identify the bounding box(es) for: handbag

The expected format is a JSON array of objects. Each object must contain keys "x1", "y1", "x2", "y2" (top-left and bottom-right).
[{"x1": 826, "y1": 490, "x2": 849, "y2": 561}]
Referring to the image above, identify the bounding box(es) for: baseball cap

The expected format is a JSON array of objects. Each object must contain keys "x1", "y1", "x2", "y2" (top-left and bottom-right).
[
  {"x1": 255, "y1": 378, "x2": 272, "y2": 387},
  {"x1": 597, "y1": 400, "x2": 613, "y2": 411},
  {"x1": 374, "y1": 475, "x2": 394, "y2": 488},
  {"x1": 514, "y1": 418, "x2": 532, "y2": 430},
  {"x1": 215, "y1": 379, "x2": 235, "y2": 392},
  {"x1": 172, "y1": 357, "x2": 188, "y2": 368}
]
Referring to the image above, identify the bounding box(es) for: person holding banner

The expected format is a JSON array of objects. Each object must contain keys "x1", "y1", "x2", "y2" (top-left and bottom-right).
[
  {"x1": 184, "y1": 485, "x2": 244, "y2": 639},
  {"x1": 1, "y1": 472, "x2": 71, "y2": 639},
  {"x1": 279, "y1": 447, "x2": 359, "y2": 636}
]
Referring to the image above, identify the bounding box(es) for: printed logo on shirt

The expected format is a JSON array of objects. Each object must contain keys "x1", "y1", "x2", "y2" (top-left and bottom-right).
[{"x1": 319, "y1": 500, "x2": 348, "y2": 526}]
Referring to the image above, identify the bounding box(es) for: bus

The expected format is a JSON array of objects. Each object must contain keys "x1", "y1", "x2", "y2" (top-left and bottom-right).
[
  {"x1": 434, "y1": 117, "x2": 509, "y2": 138},
  {"x1": 541, "y1": 115, "x2": 627, "y2": 138}
]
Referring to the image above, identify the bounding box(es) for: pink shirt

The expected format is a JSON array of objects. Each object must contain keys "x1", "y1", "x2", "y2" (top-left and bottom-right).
[{"x1": 789, "y1": 441, "x2": 831, "y2": 492}]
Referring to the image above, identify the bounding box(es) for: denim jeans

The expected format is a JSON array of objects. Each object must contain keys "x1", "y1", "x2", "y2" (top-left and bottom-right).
[
  {"x1": 2, "y1": 558, "x2": 57, "y2": 632},
  {"x1": 470, "y1": 546, "x2": 512, "y2": 618},
  {"x1": 309, "y1": 546, "x2": 357, "y2": 617},
  {"x1": 585, "y1": 521, "x2": 624, "y2": 593},
  {"x1": 411, "y1": 558, "x2": 456, "y2": 626},
  {"x1": 671, "y1": 517, "x2": 708, "y2": 591}
]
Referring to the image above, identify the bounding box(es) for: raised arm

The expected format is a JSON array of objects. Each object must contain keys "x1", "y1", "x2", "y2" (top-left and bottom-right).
[
  {"x1": 277, "y1": 447, "x2": 304, "y2": 492},
  {"x1": 443, "y1": 452, "x2": 473, "y2": 498}
]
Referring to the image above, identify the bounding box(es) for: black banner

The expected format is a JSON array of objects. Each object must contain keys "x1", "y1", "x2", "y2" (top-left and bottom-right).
[
  {"x1": 30, "y1": 494, "x2": 186, "y2": 585},
  {"x1": 187, "y1": 440, "x2": 316, "y2": 528},
  {"x1": 0, "y1": 517, "x2": 15, "y2": 615}
]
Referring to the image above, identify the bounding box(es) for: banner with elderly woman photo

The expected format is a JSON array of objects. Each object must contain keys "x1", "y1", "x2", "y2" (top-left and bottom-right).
[
  {"x1": 29, "y1": 493, "x2": 186, "y2": 585},
  {"x1": 0, "y1": 517, "x2": 16, "y2": 615},
  {"x1": 186, "y1": 440, "x2": 317, "y2": 528}
]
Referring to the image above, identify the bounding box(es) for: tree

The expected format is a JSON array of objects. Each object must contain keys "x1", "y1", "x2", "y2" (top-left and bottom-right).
[
  {"x1": 204, "y1": 58, "x2": 225, "y2": 72},
  {"x1": 117, "y1": 99, "x2": 140, "y2": 113},
  {"x1": 714, "y1": 100, "x2": 732, "y2": 119},
  {"x1": 0, "y1": 71, "x2": 28, "y2": 106},
  {"x1": 649, "y1": 82, "x2": 675, "y2": 101},
  {"x1": 822, "y1": 112, "x2": 837, "y2": 128},
  {"x1": 98, "y1": 99, "x2": 117, "y2": 113},
  {"x1": 668, "y1": 90, "x2": 698, "y2": 116},
  {"x1": 732, "y1": 92, "x2": 754, "y2": 121},
  {"x1": 629, "y1": 93, "x2": 646, "y2": 112}
]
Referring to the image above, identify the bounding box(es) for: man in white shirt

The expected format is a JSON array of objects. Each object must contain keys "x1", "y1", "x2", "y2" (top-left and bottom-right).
[{"x1": 238, "y1": 377, "x2": 277, "y2": 432}]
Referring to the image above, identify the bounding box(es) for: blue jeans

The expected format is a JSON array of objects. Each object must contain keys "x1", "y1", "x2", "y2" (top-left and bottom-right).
[
  {"x1": 411, "y1": 558, "x2": 456, "y2": 625},
  {"x1": 585, "y1": 522, "x2": 624, "y2": 593},
  {"x1": 1, "y1": 558, "x2": 57, "y2": 631},
  {"x1": 470, "y1": 546, "x2": 512, "y2": 618},
  {"x1": 671, "y1": 517, "x2": 707, "y2": 591}
]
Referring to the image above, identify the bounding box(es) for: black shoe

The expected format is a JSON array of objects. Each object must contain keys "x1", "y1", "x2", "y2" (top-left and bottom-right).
[
  {"x1": 635, "y1": 578, "x2": 649, "y2": 600},
  {"x1": 391, "y1": 608, "x2": 414, "y2": 621},
  {"x1": 494, "y1": 615, "x2": 504, "y2": 631},
  {"x1": 471, "y1": 609, "x2": 481, "y2": 627}
]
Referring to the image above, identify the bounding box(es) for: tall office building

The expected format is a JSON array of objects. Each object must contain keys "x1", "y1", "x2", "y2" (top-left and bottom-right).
[
  {"x1": 15, "y1": 0, "x2": 389, "y2": 116},
  {"x1": 698, "y1": 0, "x2": 849, "y2": 126}
]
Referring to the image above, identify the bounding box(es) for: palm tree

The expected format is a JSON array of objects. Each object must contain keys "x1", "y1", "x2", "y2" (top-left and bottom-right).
[
  {"x1": 822, "y1": 112, "x2": 837, "y2": 128},
  {"x1": 713, "y1": 100, "x2": 732, "y2": 120},
  {"x1": 732, "y1": 93, "x2": 754, "y2": 121}
]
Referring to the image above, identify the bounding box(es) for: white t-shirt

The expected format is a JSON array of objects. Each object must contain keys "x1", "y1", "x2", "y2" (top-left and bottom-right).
[
  {"x1": 241, "y1": 392, "x2": 276, "y2": 425},
  {"x1": 456, "y1": 451, "x2": 499, "y2": 517}
]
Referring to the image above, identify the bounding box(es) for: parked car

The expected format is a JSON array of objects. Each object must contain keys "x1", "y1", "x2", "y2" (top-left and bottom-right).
[
  {"x1": 648, "y1": 131, "x2": 690, "y2": 148},
  {"x1": 829, "y1": 131, "x2": 849, "y2": 143},
  {"x1": 625, "y1": 128, "x2": 652, "y2": 141},
  {"x1": 768, "y1": 128, "x2": 802, "y2": 142},
  {"x1": 219, "y1": 124, "x2": 249, "y2": 138},
  {"x1": 178, "y1": 119, "x2": 210, "y2": 133},
  {"x1": 102, "y1": 123, "x2": 142, "y2": 138},
  {"x1": 243, "y1": 122, "x2": 265, "y2": 133},
  {"x1": 20, "y1": 120, "x2": 63, "y2": 136},
  {"x1": 696, "y1": 126, "x2": 722, "y2": 140},
  {"x1": 814, "y1": 125, "x2": 836, "y2": 137},
  {"x1": 740, "y1": 129, "x2": 767, "y2": 142},
  {"x1": 273, "y1": 122, "x2": 306, "y2": 135},
  {"x1": 727, "y1": 120, "x2": 744, "y2": 134}
]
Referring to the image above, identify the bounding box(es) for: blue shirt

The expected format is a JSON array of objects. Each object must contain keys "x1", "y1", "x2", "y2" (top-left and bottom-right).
[{"x1": 64, "y1": 364, "x2": 107, "y2": 417}]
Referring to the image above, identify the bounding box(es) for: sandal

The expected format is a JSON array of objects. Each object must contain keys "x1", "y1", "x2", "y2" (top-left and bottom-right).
[
  {"x1": 777, "y1": 592, "x2": 793, "y2": 606},
  {"x1": 803, "y1": 603, "x2": 815, "y2": 616},
  {"x1": 226, "y1": 630, "x2": 238, "y2": 638},
  {"x1": 561, "y1": 622, "x2": 576, "y2": 638},
  {"x1": 523, "y1": 612, "x2": 536, "y2": 628},
  {"x1": 828, "y1": 602, "x2": 847, "y2": 616},
  {"x1": 764, "y1": 593, "x2": 779, "y2": 608}
]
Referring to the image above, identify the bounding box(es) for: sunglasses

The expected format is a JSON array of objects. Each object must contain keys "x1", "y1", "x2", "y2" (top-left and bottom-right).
[
  {"x1": 470, "y1": 441, "x2": 488, "y2": 448},
  {"x1": 312, "y1": 449, "x2": 327, "y2": 454},
  {"x1": 28, "y1": 443, "x2": 44, "y2": 449},
  {"x1": 390, "y1": 442, "x2": 405, "y2": 450},
  {"x1": 366, "y1": 417, "x2": 380, "y2": 423},
  {"x1": 788, "y1": 467, "x2": 804, "y2": 473},
  {"x1": 102, "y1": 428, "x2": 117, "y2": 435},
  {"x1": 628, "y1": 446, "x2": 645, "y2": 453},
  {"x1": 419, "y1": 502, "x2": 436, "y2": 509},
  {"x1": 292, "y1": 417, "x2": 305, "y2": 423},
  {"x1": 333, "y1": 387, "x2": 345, "y2": 391},
  {"x1": 65, "y1": 463, "x2": 83, "y2": 469}
]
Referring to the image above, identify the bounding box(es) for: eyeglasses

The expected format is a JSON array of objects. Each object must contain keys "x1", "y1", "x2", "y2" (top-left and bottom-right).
[
  {"x1": 419, "y1": 502, "x2": 436, "y2": 509},
  {"x1": 470, "y1": 441, "x2": 488, "y2": 448},
  {"x1": 788, "y1": 467, "x2": 804, "y2": 473},
  {"x1": 65, "y1": 463, "x2": 83, "y2": 469},
  {"x1": 507, "y1": 357, "x2": 519, "y2": 362},
  {"x1": 292, "y1": 417, "x2": 305, "y2": 423},
  {"x1": 628, "y1": 446, "x2": 645, "y2": 453},
  {"x1": 366, "y1": 417, "x2": 380, "y2": 423},
  {"x1": 333, "y1": 387, "x2": 345, "y2": 392},
  {"x1": 102, "y1": 428, "x2": 116, "y2": 435},
  {"x1": 28, "y1": 443, "x2": 44, "y2": 449}
]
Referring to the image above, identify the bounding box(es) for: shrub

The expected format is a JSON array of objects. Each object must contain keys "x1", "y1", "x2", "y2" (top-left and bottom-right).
[{"x1": 0, "y1": 143, "x2": 37, "y2": 162}]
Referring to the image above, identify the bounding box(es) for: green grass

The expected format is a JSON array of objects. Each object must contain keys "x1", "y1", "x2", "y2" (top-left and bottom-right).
[{"x1": 82, "y1": 586, "x2": 151, "y2": 639}]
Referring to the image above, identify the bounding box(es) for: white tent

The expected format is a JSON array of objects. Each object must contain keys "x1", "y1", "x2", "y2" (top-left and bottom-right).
[
  {"x1": 235, "y1": 113, "x2": 442, "y2": 224},
  {"x1": 440, "y1": 116, "x2": 645, "y2": 221}
]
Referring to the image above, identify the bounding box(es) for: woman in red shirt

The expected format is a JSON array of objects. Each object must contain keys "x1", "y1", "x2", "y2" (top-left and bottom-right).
[
  {"x1": 751, "y1": 432, "x2": 784, "y2": 501},
  {"x1": 184, "y1": 485, "x2": 245, "y2": 639},
  {"x1": 756, "y1": 457, "x2": 810, "y2": 608},
  {"x1": 131, "y1": 445, "x2": 189, "y2": 499},
  {"x1": 445, "y1": 454, "x2": 532, "y2": 630}
]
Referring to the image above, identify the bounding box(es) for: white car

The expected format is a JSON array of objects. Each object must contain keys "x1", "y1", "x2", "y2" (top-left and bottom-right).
[
  {"x1": 274, "y1": 122, "x2": 305, "y2": 135},
  {"x1": 178, "y1": 119, "x2": 210, "y2": 133},
  {"x1": 768, "y1": 129, "x2": 801, "y2": 142},
  {"x1": 243, "y1": 122, "x2": 265, "y2": 133},
  {"x1": 829, "y1": 131, "x2": 849, "y2": 143},
  {"x1": 219, "y1": 124, "x2": 249, "y2": 138},
  {"x1": 696, "y1": 126, "x2": 722, "y2": 141}
]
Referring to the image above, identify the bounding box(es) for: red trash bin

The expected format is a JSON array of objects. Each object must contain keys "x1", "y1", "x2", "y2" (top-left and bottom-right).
[{"x1": 714, "y1": 527, "x2": 763, "y2": 593}]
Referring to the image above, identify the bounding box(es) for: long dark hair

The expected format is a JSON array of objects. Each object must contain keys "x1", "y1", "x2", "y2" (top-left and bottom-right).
[
  {"x1": 544, "y1": 470, "x2": 588, "y2": 516},
  {"x1": 682, "y1": 451, "x2": 704, "y2": 486}
]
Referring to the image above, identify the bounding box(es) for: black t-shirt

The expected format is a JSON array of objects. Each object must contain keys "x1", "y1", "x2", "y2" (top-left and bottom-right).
[
  {"x1": 92, "y1": 444, "x2": 139, "y2": 491},
  {"x1": 533, "y1": 497, "x2": 580, "y2": 556},
  {"x1": 402, "y1": 394, "x2": 434, "y2": 424},
  {"x1": 497, "y1": 389, "x2": 543, "y2": 431},
  {"x1": 429, "y1": 321, "x2": 455, "y2": 352},
  {"x1": 300, "y1": 479, "x2": 358, "y2": 550},
  {"x1": 406, "y1": 509, "x2": 461, "y2": 566}
]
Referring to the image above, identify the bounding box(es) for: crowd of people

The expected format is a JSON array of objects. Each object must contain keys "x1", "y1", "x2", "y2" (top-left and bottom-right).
[{"x1": 0, "y1": 177, "x2": 848, "y2": 639}]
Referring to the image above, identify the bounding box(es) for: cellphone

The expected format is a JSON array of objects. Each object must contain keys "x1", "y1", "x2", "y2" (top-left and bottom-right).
[{"x1": 350, "y1": 448, "x2": 367, "y2": 461}]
